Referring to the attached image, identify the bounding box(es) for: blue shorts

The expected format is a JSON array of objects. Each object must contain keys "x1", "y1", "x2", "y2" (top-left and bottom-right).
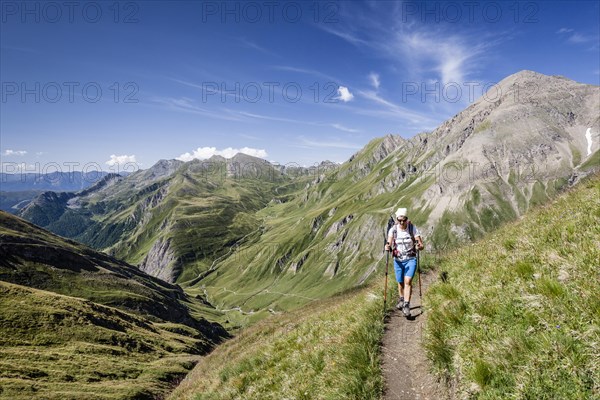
[{"x1": 393, "y1": 257, "x2": 417, "y2": 281}]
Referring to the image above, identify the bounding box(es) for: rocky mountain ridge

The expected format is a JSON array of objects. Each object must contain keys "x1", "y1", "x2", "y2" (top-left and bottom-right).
[
  {"x1": 15, "y1": 71, "x2": 600, "y2": 320},
  {"x1": 19, "y1": 153, "x2": 310, "y2": 283}
]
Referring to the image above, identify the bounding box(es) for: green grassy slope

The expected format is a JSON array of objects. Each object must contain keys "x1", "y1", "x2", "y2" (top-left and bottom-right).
[
  {"x1": 192, "y1": 132, "x2": 592, "y2": 326},
  {"x1": 0, "y1": 211, "x2": 228, "y2": 399},
  {"x1": 0, "y1": 282, "x2": 206, "y2": 400},
  {"x1": 168, "y1": 285, "x2": 385, "y2": 400},
  {"x1": 425, "y1": 173, "x2": 600, "y2": 399},
  {"x1": 189, "y1": 137, "x2": 458, "y2": 324},
  {"x1": 0, "y1": 211, "x2": 222, "y2": 328}
]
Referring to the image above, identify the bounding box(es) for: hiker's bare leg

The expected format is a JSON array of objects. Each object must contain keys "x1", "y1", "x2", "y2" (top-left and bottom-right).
[
  {"x1": 404, "y1": 276, "x2": 412, "y2": 303},
  {"x1": 398, "y1": 282, "x2": 404, "y2": 298}
]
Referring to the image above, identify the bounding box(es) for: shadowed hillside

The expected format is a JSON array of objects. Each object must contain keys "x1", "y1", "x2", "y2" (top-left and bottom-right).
[{"x1": 0, "y1": 211, "x2": 227, "y2": 399}]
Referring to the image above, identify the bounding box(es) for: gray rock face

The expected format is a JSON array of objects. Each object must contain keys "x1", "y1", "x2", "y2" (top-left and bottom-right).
[
  {"x1": 139, "y1": 237, "x2": 180, "y2": 283},
  {"x1": 325, "y1": 215, "x2": 354, "y2": 237},
  {"x1": 147, "y1": 159, "x2": 184, "y2": 178},
  {"x1": 295, "y1": 70, "x2": 599, "y2": 270},
  {"x1": 129, "y1": 159, "x2": 183, "y2": 187},
  {"x1": 341, "y1": 71, "x2": 598, "y2": 232},
  {"x1": 342, "y1": 135, "x2": 406, "y2": 181},
  {"x1": 289, "y1": 252, "x2": 309, "y2": 274},
  {"x1": 415, "y1": 70, "x2": 599, "y2": 223}
]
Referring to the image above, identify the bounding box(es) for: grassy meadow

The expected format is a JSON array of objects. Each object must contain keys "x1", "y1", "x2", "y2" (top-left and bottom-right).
[
  {"x1": 0, "y1": 282, "x2": 208, "y2": 400},
  {"x1": 424, "y1": 174, "x2": 599, "y2": 399},
  {"x1": 168, "y1": 284, "x2": 387, "y2": 400}
]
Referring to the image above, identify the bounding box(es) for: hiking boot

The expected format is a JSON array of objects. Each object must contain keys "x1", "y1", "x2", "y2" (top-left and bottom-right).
[
  {"x1": 402, "y1": 302, "x2": 411, "y2": 317},
  {"x1": 396, "y1": 297, "x2": 404, "y2": 310}
]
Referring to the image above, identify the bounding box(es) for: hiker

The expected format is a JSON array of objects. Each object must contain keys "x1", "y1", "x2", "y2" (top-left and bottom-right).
[{"x1": 385, "y1": 208, "x2": 424, "y2": 317}]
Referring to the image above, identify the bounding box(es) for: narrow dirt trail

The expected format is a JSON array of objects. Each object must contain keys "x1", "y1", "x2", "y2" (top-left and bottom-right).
[{"x1": 381, "y1": 271, "x2": 448, "y2": 400}]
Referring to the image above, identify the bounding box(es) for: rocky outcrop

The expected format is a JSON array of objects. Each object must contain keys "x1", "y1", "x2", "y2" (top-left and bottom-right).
[
  {"x1": 78, "y1": 173, "x2": 123, "y2": 197},
  {"x1": 325, "y1": 214, "x2": 354, "y2": 237},
  {"x1": 289, "y1": 252, "x2": 309, "y2": 274},
  {"x1": 324, "y1": 261, "x2": 339, "y2": 278},
  {"x1": 139, "y1": 237, "x2": 180, "y2": 283},
  {"x1": 341, "y1": 135, "x2": 406, "y2": 180},
  {"x1": 139, "y1": 159, "x2": 183, "y2": 181}
]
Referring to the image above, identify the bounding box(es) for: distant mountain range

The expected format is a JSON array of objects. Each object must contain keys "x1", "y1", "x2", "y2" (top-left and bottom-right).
[
  {"x1": 15, "y1": 71, "x2": 600, "y2": 320},
  {"x1": 0, "y1": 171, "x2": 117, "y2": 214},
  {"x1": 0, "y1": 171, "x2": 112, "y2": 192}
]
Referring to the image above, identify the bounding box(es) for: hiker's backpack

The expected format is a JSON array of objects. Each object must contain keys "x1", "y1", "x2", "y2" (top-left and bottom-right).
[{"x1": 389, "y1": 220, "x2": 417, "y2": 258}]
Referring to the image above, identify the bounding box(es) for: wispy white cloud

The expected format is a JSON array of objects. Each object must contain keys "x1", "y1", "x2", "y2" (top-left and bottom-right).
[
  {"x1": 238, "y1": 38, "x2": 275, "y2": 56},
  {"x1": 330, "y1": 123, "x2": 359, "y2": 133},
  {"x1": 317, "y1": 7, "x2": 499, "y2": 87},
  {"x1": 557, "y1": 27, "x2": 599, "y2": 48},
  {"x1": 176, "y1": 147, "x2": 268, "y2": 161},
  {"x1": 357, "y1": 90, "x2": 437, "y2": 125},
  {"x1": 240, "y1": 102, "x2": 433, "y2": 132},
  {"x1": 152, "y1": 96, "x2": 244, "y2": 121},
  {"x1": 369, "y1": 72, "x2": 380, "y2": 89},
  {"x1": 393, "y1": 31, "x2": 482, "y2": 85},
  {"x1": 153, "y1": 96, "x2": 208, "y2": 111},
  {"x1": 106, "y1": 154, "x2": 137, "y2": 166},
  {"x1": 317, "y1": 24, "x2": 370, "y2": 47},
  {"x1": 298, "y1": 137, "x2": 362, "y2": 150},
  {"x1": 170, "y1": 78, "x2": 205, "y2": 90},
  {"x1": 237, "y1": 111, "x2": 305, "y2": 124},
  {"x1": 567, "y1": 33, "x2": 596, "y2": 44},
  {"x1": 3, "y1": 149, "x2": 27, "y2": 156},
  {"x1": 271, "y1": 65, "x2": 340, "y2": 84},
  {"x1": 336, "y1": 86, "x2": 354, "y2": 102},
  {"x1": 238, "y1": 111, "x2": 359, "y2": 133},
  {"x1": 170, "y1": 79, "x2": 241, "y2": 101}
]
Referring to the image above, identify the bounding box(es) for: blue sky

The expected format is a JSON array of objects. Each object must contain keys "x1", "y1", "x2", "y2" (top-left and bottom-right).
[{"x1": 1, "y1": 0, "x2": 599, "y2": 174}]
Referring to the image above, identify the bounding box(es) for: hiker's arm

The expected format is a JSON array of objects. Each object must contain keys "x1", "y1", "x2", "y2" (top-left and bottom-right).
[
  {"x1": 385, "y1": 230, "x2": 393, "y2": 251},
  {"x1": 385, "y1": 237, "x2": 393, "y2": 251},
  {"x1": 415, "y1": 235, "x2": 424, "y2": 250}
]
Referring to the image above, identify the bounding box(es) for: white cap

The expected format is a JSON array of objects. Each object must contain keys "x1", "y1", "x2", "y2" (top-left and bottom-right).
[{"x1": 395, "y1": 208, "x2": 408, "y2": 218}]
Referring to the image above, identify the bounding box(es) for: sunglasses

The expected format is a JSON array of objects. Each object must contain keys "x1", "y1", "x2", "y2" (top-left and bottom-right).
[{"x1": 397, "y1": 217, "x2": 407, "y2": 222}]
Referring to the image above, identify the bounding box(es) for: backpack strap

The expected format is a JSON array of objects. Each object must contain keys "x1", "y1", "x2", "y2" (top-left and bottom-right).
[
  {"x1": 390, "y1": 225, "x2": 398, "y2": 257},
  {"x1": 407, "y1": 221, "x2": 417, "y2": 257},
  {"x1": 407, "y1": 221, "x2": 415, "y2": 246}
]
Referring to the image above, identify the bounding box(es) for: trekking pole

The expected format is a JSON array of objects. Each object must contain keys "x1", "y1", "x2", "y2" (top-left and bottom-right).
[
  {"x1": 384, "y1": 248, "x2": 389, "y2": 313},
  {"x1": 382, "y1": 214, "x2": 395, "y2": 314},
  {"x1": 417, "y1": 250, "x2": 422, "y2": 298}
]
